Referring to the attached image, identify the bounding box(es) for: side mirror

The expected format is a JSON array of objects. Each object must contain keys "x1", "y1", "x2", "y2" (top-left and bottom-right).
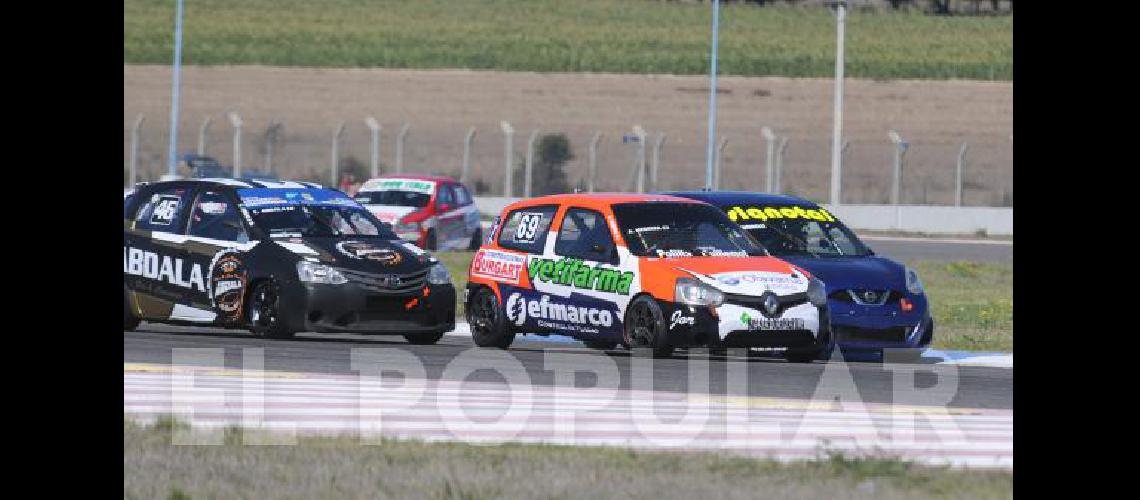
[{"x1": 438, "y1": 203, "x2": 452, "y2": 212}]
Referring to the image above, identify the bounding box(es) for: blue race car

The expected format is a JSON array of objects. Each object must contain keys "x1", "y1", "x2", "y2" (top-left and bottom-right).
[{"x1": 665, "y1": 191, "x2": 932, "y2": 359}]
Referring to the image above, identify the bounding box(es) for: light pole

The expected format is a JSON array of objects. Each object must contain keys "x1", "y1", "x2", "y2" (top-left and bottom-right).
[
  {"x1": 395, "y1": 123, "x2": 409, "y2": 173},
  {"x1": 704, "y1": 0, "x2": 721, "y2": 190},
  {"x1": 829, "y1": 0, "x2": 847, "y2": 206},
  {"x1": 956, "y1": 142, "x2": 969, "y2": 207},
  {"x1": 524, "y1": 129, "x2": 539, "y2": 198},
  {"x1": 166, "y1": 0, "x2": 185, "y2": 178},
  {"x1": 651, "y1": 132, "x2": 666, "y2": 192}
]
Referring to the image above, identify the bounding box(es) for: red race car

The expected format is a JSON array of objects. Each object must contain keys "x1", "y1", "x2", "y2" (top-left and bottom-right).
[{"x1": 354, "y1": 174, "x2": 482, "y2": 251}]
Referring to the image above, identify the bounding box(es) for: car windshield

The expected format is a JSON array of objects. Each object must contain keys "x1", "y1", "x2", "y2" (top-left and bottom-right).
[
  {"x1": 612, "y1": 203, "x2": 767, "y2": 258},
  {"x1": 247, "y1": 204, "x2": 395, "y2": 238},
  {"x1": 355, "y1": 190, "x2": 431, "y2": 208},
  {"x1": 728, "y1": 206, "x2": 872, "y2": 258}
]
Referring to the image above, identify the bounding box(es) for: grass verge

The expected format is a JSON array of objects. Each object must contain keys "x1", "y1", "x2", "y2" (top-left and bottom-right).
[
  {"x1": 125, "y1": 417, "x2": 1012, "y2": 499},
  {"x1": 124, "y1": 0, "x2": 1012, "y2": 80},
  {"x1": 439, "y1": 252, "x2": 1011, "y2": 352}
]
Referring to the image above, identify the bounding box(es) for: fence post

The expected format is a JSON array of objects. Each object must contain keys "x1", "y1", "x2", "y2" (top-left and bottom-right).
[
  {"x1": 461, "y1": 126, "x2": 477, "y2": 185},
  {"x1": 395, "y1": 123, "x2": 409, "y2": 173},
  {"x1": 956, "y1": 141, "x2": 969, "y2": 207},
  {"x1": 888, "y1": 129, "x2": 908, "y2": 205},
  {"x1": 331, "y1": 121, "x2": 346, "y2": 187},
  {"x1": 501, "y1": 122, "x2": 514, "y2": 196},
  {"x1": 651, "y1": 132, "x2": 666, "y2": 192},
  {"x1": 365, "y1": 117, "x2": 381, "y2": 179},
  {"x1": 714, "y1": 137, "x2": 728, "y2": 190},
  {"x1": 632, "y1": 125, "x2": 647, "y2": 193},
  {"x1": 587, "y1": 131, "x2": 602, "y2": 193},
  {"x1": 762, "y1": 126, "x2": 776, "y2": 192},
  {"x1": 129, "y1": 113, "x2": 144, "y2": 187},
  {"x1": 524, "y1": 129, "x2": 539, "y2": 198},
  {"x1": 263, "y1": 121, "x2": 280, "y2": 173},
  {"x1": 774, "y1": 137, "x2": 788, "y2": 193},
  {"x1": 197, "y1": 116, "x2": 211, "y2": 156},
  {"x1": 227, "y1": 112, "x2": 243, "y2": 178}
]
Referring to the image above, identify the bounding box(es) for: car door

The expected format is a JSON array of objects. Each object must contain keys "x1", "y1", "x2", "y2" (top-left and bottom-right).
[
  {"x1": 434, "y1": 183, "x2": 463, "y2": 249},
  {"x1": 453, "y1": 183, "x2": 481, "y2": 244},
  {"x1": 180, "y1": 189, "x2": 256, "y2": 324},
  {"x1": 124, "y1": 184, "x2": 196, "y2": 320}
]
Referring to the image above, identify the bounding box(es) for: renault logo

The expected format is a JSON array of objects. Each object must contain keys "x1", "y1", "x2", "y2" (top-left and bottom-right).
[{"x1": 762, "y1": 293, "x2": 780, "y2": 317}]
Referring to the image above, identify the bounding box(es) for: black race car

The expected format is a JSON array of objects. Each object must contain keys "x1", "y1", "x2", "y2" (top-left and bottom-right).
[{"x1": 123, "y1": 178, "x2": 456, "y2": 342}]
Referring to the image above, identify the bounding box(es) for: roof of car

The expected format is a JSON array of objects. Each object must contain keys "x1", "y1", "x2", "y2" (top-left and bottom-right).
[
  {"x1": 372, "y1": 173, "x2": 457, "y2": 183},
  {"x1": 501, "y1": 192, "x2": 703, "y2": 213},
  {"x1": 661, "y1": 190, "x2": 822, "y2": 209},
  {"x1": 134, "y1": 178, "x2": 327, "y2": 191}
]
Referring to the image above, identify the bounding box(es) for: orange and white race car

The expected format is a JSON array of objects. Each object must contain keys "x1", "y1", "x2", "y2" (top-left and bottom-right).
[{"x1": 464, "y1": 193, "x2": 833, "y2": 360}]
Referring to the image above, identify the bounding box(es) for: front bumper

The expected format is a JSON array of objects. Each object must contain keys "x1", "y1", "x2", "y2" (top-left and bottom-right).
[
  {"x1": 658, "y1": 298, "x2": 831, "y2": 351},
  {"x1": 278, "y1": 280, "x2": 455, "y2": 334},
  {"x1": 828, "y1": 296, "x2": 933, "y2": 350}
]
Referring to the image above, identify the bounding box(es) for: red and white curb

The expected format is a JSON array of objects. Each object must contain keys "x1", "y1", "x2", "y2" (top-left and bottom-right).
[{"x1": 124, "y1": 363, "x2": 1012, "y2": 469}]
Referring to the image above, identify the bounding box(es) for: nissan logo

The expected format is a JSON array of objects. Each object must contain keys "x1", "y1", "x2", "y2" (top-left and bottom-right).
[{"x1": 862, "y1": 290, "x2": 878, "y2": 303}]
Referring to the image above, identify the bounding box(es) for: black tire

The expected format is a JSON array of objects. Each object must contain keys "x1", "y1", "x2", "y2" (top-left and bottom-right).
[
  {"x1": 424, "y1": 230, "x2": 438, "y2": 251},
  {"x1": 124, "y1": 287, "x2": 140, "y2": 331},
  {"x1": 467, "y1": 287, "x2": 515, "y2": 349},
  {"x1": 467, "y1": 227, "x2": 483, "y2": 251},
  {"x1": 404, "y1": 330, "x2": 446, "y2": 345},
  {"x1": 623, "y1": 296, "x2": 673, "y2": 358},
  {"x1": 584, "y1": 340, "x2": 618, "y2": 350},
  {"x1": 248, "y1": 280, "x2": 296, "y2": 339}
]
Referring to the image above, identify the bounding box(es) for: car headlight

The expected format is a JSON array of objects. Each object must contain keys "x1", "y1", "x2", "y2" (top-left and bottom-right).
[
  {"x1": 674, "y1": 278, "x2": 724, "y2": 307},
  {"x1": 905, "y1": 266, "x2": 925, "y2": 295},
  {"x1": 428, "y1": 262, "x2": 452, "y2": 285},
  {"x1": 807, "y1": 277, "x2": 827, "y2": 307},
  {"x1": 394, "y1": 221, "x2": 421, "y2": 233},
  {"x1": 296, "y1": 261, "x2": 348, "y2": 285}
]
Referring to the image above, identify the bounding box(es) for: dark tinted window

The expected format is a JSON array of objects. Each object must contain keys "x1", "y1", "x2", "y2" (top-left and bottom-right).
[
  {"x1": 555, "y1": 208, "x2": 616, "y2": 263},
  {"x1": 188, "y1": 191, "x2": 248, "y2": 242},
  {"x1": 133, "y1": 187, "x2": 191, "y2": 233},
  {"x1": 455, "y1": 185, "x2": 473, "y2": 206},
  {"x1": 612, "y1": 202, "x2": 766, "y2": 258},
  {"x1": 498, "y1": 205, "x2": 558, "y2": 254}
]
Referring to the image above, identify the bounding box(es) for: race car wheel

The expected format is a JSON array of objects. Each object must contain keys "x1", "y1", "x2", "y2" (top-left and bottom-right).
[
  {"x1": 467, "y1": 227, "x2": 483, "y2": 251},
  {"x1": 584, "y1": 340, "x2": 618, "y2": 350},
  {"x1": 468, "y1": 287, "x2": 515, "y2": 349},
  {"x1": 404, "y1": 330, "x2": 446, "y2": 345},
  {"x1": 425, "y1": 230, "x2": 438, "y2": 251},
  {"x1": 248, "y1": 280, "x2": 296, "y2": 339},
  {"x1": 623, "y1": 296, "x2": 673, "y2": 358},
  {"x1": 123, "y1": 287, "x2": 140, "y2": 331}
]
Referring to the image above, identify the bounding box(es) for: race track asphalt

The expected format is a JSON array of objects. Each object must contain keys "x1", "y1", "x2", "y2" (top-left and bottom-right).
[
  {"x1": 125, "y1": 324, "x2": 1012, "y2": 411},
  {"x1": 861, "y1": 236, "x2": 1012, "y2": 263}
]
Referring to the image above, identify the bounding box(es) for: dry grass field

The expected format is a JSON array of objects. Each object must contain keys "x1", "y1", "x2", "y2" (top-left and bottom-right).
[{"x1": 124, "y1": 65, "x2": 1011, "y2": 205}]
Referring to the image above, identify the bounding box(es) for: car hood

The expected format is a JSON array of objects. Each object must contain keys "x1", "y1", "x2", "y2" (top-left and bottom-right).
[
  {"x1": 776, "y1": 255, "x2": 905, "y2": 291},
  {"x1": 272, "y1": 237, "x2": 433, "y2": 274},
  {"x1": 362, "y1": 205, "x2": 420, "y2": 224},
  {"x1": 638, "y1": 255, "x2": 810, "y2": 296}
]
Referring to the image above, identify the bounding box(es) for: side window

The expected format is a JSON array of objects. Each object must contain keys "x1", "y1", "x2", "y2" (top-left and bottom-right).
[
  {"x1": 455, "y1": 185, "x2": 473, "y2": 207},
  {"x1": 498, "y1": 205, "x2": 558, "y2": 254},
  {"x1": 555, "y1": 208, "x2": 617, "y2": 263},
  {"x1": 187, "y1": 191, "x2": 248, "y2": 242},
  {"x1": 436, "y1": 185, "x2": 455, "y2": 209},
  {"x1": 134, "y1": 187, "x2": 191, "y2": 233}
]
